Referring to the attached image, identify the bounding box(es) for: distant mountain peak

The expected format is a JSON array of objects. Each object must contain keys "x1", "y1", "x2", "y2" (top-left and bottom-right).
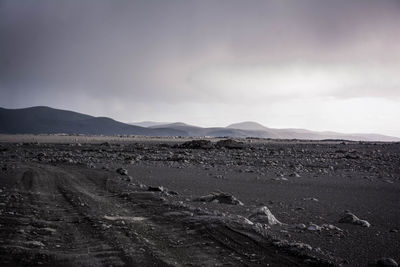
[{"x1": 227, "y1": 121, "x2": 269, "y2": 131}]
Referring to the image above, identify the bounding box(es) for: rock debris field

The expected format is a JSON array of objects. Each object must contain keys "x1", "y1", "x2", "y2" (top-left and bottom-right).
[{"x1": 0, "y1": 135, "x2": 399, "y2": 266}]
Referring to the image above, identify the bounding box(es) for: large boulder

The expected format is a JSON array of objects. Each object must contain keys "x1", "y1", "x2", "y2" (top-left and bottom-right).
[
  {"x1": 338, "y1": 212, "x2": 371, "y2": 227},
  {"x1": 248, "y1": 206, "x2": 282, "y2": 226}
]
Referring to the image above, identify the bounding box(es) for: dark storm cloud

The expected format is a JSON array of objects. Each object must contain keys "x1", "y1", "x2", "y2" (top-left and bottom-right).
[{"x1": 0, "y1": 0, "x2": 399, "y2": 133}]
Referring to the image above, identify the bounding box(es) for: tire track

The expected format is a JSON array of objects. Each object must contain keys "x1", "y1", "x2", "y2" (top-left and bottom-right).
[{"x1": 0, "y1": 163, "x2": 327, "y2": 266}]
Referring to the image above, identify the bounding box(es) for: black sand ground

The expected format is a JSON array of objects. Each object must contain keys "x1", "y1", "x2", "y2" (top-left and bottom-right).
[{"x1": 0, "y1": 136, "x2": 399, "y2": 266}]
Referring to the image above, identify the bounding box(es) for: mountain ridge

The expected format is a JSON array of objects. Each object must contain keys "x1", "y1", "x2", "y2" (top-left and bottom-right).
[{"x1": 0, "y1": 106, "x2": 399, "y2": 141}]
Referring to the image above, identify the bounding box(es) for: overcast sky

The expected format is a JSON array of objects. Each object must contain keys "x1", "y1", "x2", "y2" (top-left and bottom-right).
[{"x1": 1, "y1": 0, "x2": 400, "y2": 136}]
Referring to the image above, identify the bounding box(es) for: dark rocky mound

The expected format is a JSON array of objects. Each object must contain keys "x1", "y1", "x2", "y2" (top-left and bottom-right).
[
  {"x1": 179, "y1": 140, "x2": 214, "y2": 149},
  {"x1": 216, "y1": 139, "x2": 244, "y2": 149}
]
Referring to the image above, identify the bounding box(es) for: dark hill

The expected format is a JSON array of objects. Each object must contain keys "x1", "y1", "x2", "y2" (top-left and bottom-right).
[{"x1": 0, "y1": 106, "x2": 186, "y2": 136}]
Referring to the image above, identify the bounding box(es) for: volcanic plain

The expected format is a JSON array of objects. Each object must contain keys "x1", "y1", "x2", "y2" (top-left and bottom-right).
[{"x1": 0, "y1": 135, "x2": 399, "y2": 266}]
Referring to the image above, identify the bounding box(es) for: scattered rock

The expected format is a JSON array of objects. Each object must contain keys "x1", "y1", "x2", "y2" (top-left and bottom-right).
[
  {"x1": 38, "y1": 227, "x2": 57, "y2": 235},
  {"x1": 338, "y1": 212, "x2": 371, "y2": 227},
  {"x1": 293, "y1": 223, "x2": 341, "y2": 232},
  {"x1": 87, "y1": 163, "x2": 96, "y2": 169},
  {"x1": 376, "y1": 258, "x2": 398, "y2": 267},
  {"x1": 294, "y1": 223, "x2": 307, "y2": 230},
  {"x1": 147, "y1": 186, "x2": 178, "y2": 196},
  {"x1": 273, "y1": 177, "x2": 288, "y2": 181},
  {"x1": 321, "y1": 224, "x2": 342, "y2": 231},
  {"x1": 168, "y1": 190, "x2": 179, "y2": 195},
  {"x1": 104, "y1": 215, "x2": 146, "y2": 222},
  {"x1": 302, "y1": 197, "x2": 319, "y2": 202},
  {"x1": 233, "y1": 215, "x2": 254, "y2": 225},
  {"x1": 163, "y1": 211, "x2": 193, "y2": 217},
  {"x1": 37, "y1": 152, "x2": 46, "y2": 158},
  {"x1": 273, "y1": 240, "x2": 312, "y2": 251},
  {"x1": 248, "y1": 206, "x2": 282, "y2": 225},
  {"x1": 147, "y1": 186, "x2": 166, "y2": 192},
  {"x1": 116, "y1": 168, "x2": 128, "y2": 176},
  {"x1": 384, "y1": 180, "x2": 394, "y2": 184},
  {"x1": 193, "y1": 192, "x2": 244, "y2": 205},
  {"x1": 101, "y1": 223, "x2": 112, "y2": 230},
  {"x1": 307, "y1": 224, "x2": 322, "y2": 231},
  {"x1": 188, "y1": 213, "x2": 254, "y2": 229},
  {"x1": 37, "y1": 152, "x2": 46, "y2": 161},
  {"x1": 25, "y1": 241, "x2": 45, "y2": 247},
  {"x1": 100, "y1": 142, "x2": 111, "y2": 147},
  {"x1": 138, "y1": 184, "x2": 147, "y2": 189},
  {"x1": 344, "y1": 153, "x2": 360, "y2": 160}
]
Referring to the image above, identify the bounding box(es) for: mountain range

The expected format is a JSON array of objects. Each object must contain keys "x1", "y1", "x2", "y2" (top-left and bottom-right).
[{"x1": 0, "y1": 106, "x2": 399, "y2": 141}]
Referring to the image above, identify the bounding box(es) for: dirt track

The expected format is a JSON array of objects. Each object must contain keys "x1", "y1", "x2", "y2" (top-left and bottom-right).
[{"x1": 0, "y1": 162, "x2": 322, "y2": 266}]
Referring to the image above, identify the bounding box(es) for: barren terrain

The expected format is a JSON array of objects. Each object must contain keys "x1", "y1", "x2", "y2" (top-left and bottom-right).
[{"x1": 0, "y1": 135, "x2": 399, "y2": 266}]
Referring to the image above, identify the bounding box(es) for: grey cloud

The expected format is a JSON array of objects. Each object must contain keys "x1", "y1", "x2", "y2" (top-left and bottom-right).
[{"x1": 1, "y1": 0, "x2": 399, "y2": 111}]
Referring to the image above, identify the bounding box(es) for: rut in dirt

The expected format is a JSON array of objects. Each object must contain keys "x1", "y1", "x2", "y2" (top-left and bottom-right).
[{"x1": 0, "y1": 163, "x2": 323, "y2": 266}]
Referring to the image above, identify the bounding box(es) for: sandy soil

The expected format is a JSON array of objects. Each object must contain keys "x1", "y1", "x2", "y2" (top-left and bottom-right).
[{"x1": 0, "y1": 135, "x2": 399, "y2": 266}]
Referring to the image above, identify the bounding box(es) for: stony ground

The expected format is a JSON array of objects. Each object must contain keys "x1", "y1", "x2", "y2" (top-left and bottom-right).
[{"x1": 0, "y1": 136, "x2": 399, "y2": 266}]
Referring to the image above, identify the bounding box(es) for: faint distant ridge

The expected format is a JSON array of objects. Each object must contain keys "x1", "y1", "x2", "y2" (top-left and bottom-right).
[
  {"x1": 129, "y1": 121, "x2": 172, "y2": 127},
  {"x1": 149, "y1": 122, "x2": 199, "y2": 129},
  {"x1": 0, "y1": 106, "x2": 399, "y2": 141},
  {"x1": 227, "y1": 121, "x2": 270, "y2": 131},
  {"x1": 225, "y1": 121, "x2": 400, "y2": 142}
]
